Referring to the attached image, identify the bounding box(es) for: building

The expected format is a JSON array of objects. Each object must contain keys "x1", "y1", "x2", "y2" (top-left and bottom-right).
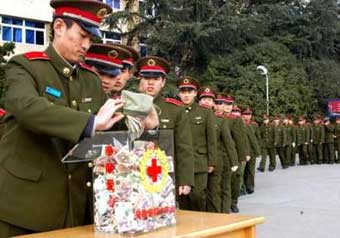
[{"x1": 0, "y1": 0, "x2": 137, "y2": 55}]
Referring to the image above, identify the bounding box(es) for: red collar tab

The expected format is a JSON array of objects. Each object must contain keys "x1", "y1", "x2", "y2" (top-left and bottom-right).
[
  {"x1": 165, "y1": 98, "x2": 183, "y2": 106},
  {"x1": 54, "y1": 7, "x2": 101, "y2": 26},
  {"x1": 24, "y1": 52, "x2": 50, "y2": 61}
]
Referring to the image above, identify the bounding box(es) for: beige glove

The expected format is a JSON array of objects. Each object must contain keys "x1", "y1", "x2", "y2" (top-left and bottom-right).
[{"x1": 231, "y1": 166, "x2": 238, "y2": 172}]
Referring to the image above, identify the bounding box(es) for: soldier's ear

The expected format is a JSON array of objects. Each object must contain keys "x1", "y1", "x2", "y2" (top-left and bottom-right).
[
  {"x1": 161, "y1": 76, "x2": 166, "y2": 88},
  {"x1": 53, "y1": 18, "x2": 67, "y2": 38}
]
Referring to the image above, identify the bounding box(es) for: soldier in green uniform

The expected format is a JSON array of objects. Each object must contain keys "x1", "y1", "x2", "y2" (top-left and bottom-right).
[
  {"x1": 273, "y1": 115, "x2": 289, "y2": 169},
  {"x1": 296, "y1": 116, "x2": 311, "y2": 165},
  {"x1": 223, "y1": 96, "x2": 250, "y2": 213},
  {"x1": 311, "y1": 115, "x2": 325, "y2": 164},
  {"x1": 323, "y1": 117, "x2": 335, "y2": 164},
  {"x1": 176, "y1": 77, "x2": 217, "y2": 211},
  {"x1": 242, "y1": 108, "x2": 261, "y2": 194},
  {"x1": 289, "y1": 116, "x2": 298, "y2": 166},
  {"x1": 212, "y1": 93, "x2": 239, "y2": 213},
  {"x1": 136, "y1": 56, "x2": 195, "y2": 207},
  {"x1": 0, "y1": 1, "x2": 126, "y2": 237},
  {"x1": 306, "y1": 119, "x2": 315, "y2": 164},
  {"x1": 335, "y1": 117, "x2": 340, "y2": 163},
  {"x1": 283, "y1": 115, "x2": 293, "y2": 167},
  {"x1": 258, "y1": 115, "x2": 276, "y2": 171}
]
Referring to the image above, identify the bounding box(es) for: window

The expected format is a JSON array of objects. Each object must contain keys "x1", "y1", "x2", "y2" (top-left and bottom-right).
[
  {"x1": 105, "y1": 0, "x2": 121, "y2": 9},
  {"x1": 101, "y1": 31, "x2": 121, "y2": 44},
  {"x1": 1, "y1": 16, "x2": 45, "y2": 45},
  {"x1": 139, "y1": 0, "x2": 156, "y2": 17}
]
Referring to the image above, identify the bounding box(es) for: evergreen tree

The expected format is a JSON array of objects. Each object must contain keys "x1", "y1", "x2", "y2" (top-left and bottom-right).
[{"x1": 0, "y1": 42, "x2": 15, "y2": 107}]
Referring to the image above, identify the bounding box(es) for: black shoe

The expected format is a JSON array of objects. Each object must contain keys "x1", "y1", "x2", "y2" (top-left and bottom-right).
[
  {"x1": 290, "y1": 163, "x2": 295, "y2": 166},
  {"x1": 246, "y1": 188, "x2": 254, "y2": 194},
  {"x1": 257, "y1": 167, "x2": 265, "y2": 172},
  {"x1": 231, "y1": 205, "x2": 239, "y2": 213},
  {"x1": 269, "y1": 167, "x2": 275, "y2": 171},
  {"x1": 282, "y1": 166, "x2": 288, "y2": 169}
]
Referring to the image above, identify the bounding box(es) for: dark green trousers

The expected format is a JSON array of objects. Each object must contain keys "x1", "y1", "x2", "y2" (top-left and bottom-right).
[
  {"x1": 312, "y1": 143, "x2": 323, "y2": 163},
  {"x1": 231, "y1": 162, "x2": 243, "y2": 207},
  {"x1": 244, "y1": 157, "x2": 256, "y2": 192},
  {"x1": 259, "y1": 147, "x2": 276, "y2": 170},
  {"x1": 178, "y1": 172, "x2": 208, "y2": 211},
  {"x1": 285, "y1": 145, "x2": 292, "y2": 166},
  {"x1": 298, "y1": 144, "x2": 309, "y2": 164},
  {"x1": 207, "y1": 169, "x2": 222, "y2": 213},
  {"x1": 323, "y1": 143, "x2": 335, "y2": 163},
  {"x1": 276, "y1": 147, "x2": 287, "y2": 168},
  {"x1": 220, "y1": 166, "x2": 232, "y2": 213},
  {"x1": 0, "y1": 220, "x2": 33, "y2": 238}
]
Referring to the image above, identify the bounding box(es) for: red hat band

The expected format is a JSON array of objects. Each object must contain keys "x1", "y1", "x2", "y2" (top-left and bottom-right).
[
  {"x1": 140, "y1": 65, "x2": 166, "y2": 75},
  {"x1": 123, "y1": 58, "x2": 134, "y2": 66},
  {"x1": 55, "y1": 7, "x2": 101, "y2": 26},
  {"x1": 199, "y1": 92, "x2": 215, "y2": 98},
  {"x1": 85, "y1": 53, "x2": 122, "y2": 68}
]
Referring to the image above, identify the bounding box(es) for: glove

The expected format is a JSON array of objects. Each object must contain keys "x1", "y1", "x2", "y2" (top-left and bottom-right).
[
  {"x1": 178, "y1": 185, "x2": 191, "y2": 195},
  {"x1": 208, "y1": 166, "x2": 214, "y2": 173},
  {"x1": 246, "y1": 155, "x2": 251, "y2": 161},
  {"x1": 292, "y1": 142, "x2": 296, "y2": 148},
  {"x1": 231, "y1": 166, "x2": 238, "y2": 172}
]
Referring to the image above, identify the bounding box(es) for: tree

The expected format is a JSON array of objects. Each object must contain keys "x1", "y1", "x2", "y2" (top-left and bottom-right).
[{"x1": 0, "y1": 42, "x2": 15, "y2": 107}]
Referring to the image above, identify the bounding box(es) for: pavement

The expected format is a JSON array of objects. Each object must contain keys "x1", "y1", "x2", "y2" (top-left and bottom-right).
[{"x1": 238, "y1": 159, "x2": 340, "y2": 238}]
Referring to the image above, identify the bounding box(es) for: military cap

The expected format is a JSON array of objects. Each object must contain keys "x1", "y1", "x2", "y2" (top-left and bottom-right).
[
  {"x1": 225, "y1": 95, "x2": 235, "y2": 104},
  {"x1": 50, "y1": 0, "x2": 112, "y2": 38},
  {"x1": 85, "y1": 43, "x2": 131, "y2": 77},
  {"x1": 177, "y1": 76, "x2": 200, "y2": 90},
  {"x1": 215, "y1": 93, "x2": 227, "y2": 104},
  {"x1": 242, "y1": 107, "x2": 253, "y2": 115},
  {"x1": 136, "y1": 56, "x2": 170, "y2": 78},
  {"x1": 197, "y1": 86, "x2": 216, "y2": 99},
  {"x1": 232, "y1": 106, "x2": 241, "y2": 112},
  {"x1": 112, "y1": 43, "x2": 140, "y2": 68}
]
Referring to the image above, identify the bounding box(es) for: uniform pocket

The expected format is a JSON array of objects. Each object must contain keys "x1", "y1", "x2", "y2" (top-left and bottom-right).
[
  {"x1": 3, "y1": 156, "x2": 42, "y2": 182},
  {"x1": 78, "y1": 101, "x2": 101, "y2": 114}
]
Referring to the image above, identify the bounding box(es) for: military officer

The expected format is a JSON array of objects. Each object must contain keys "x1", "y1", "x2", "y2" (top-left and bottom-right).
[
  {"x1": 258, "y1": 114, "x2": 276, "y2": 171},
  {"x1": 335, "y1": 117, "x2": 340, "y2": 163},
  {"x1": 242, "y1": 108, "x2": 261, "y2": 194},
  {"x1": 223, "y1": 96, "x2": 250, "y2": 213},
  {"x1": 213, "y1": 93, "x2": 239, "y2": 213},
  {"x1": 311, "y1": 115, "x2": 325, "y2": 164},
  {"x1": 296, "y1": 116, "x2": 311, "y2": 165},
  {"x1": 176, "y1": 77, "x2": 217, "y2": 211},
  {"x1": 323, "y1": 117, "x2": 335, "y2": 164},
  {"x1": 283, "y1": 115, "x2": 294, "y2": 167},
  {"x1": 0, "y1": 1, "x2": 127, "y2": 237},
  {"x1": 273, "y1": 115, "x2": 289, "y2": 169},
  {"x1": 136, "y1": 56, "x2": 195, "y2": 205}
]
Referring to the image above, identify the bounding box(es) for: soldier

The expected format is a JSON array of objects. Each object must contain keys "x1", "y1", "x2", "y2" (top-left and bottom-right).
[
  {"x1": 288, "y1": 116, "x2": 298, "y2": 166},
  {"x1": 176, "y1": 77, "x2": 217, "y2": 211},
  {"x1": 296, "y1": 116, "x2": 311, "y2": 165},
  {"x1": 335, "y1": 117, "x2": 340, "y2": 163},
  {"x1": 85, "y1": 43, "x2": 132, "y2": 95},
  {"x1": 212, "y1": 93, "x2": 239, "y2": 213},
  {"x1": 323, "y1": 117, "x2": 335, "y2": 164},
  {"x1": 0, "y1": 1, "x2": 125, "y2": 237},
  {"x1": 242, "y1": 108, "x2": 261, "y2": 194},
  {"x1": 283, "y1": 115, "x2": 294, "y2": 167},
  {"x1": 258, "y1": 115, "x2": 276, "y2": 171},
  {"x1": 311, "y1": 115, "x2": 325, "y2": 164},
  {"x1": 273, "y1": 115, "x2": 289, "y2": 169},
  {"x1": 223, "y1": 96, "x2": 250, "y2": 213},
  {"x1": 136, "y1": 56, "x2": 195, "y2": 207}
]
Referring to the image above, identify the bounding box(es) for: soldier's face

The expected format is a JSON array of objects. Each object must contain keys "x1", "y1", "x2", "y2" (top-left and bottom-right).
[
  {"x1": 199, "y1": 97, "x2": 215, "y2": 108},
  {"x1": 243, "y1": 114, "x2": 251, "y2": 121},
  {"x1": 120, "y1": 68, "x2": 133, "y2": 84},
  {"x1": 274, "y1": 119, "x2": 280, "y2": 125},
  {"x1": 214, "y1": 103, "x2": 224, "y2": 113},
  {"x1": 53, "y1": 19, "x2": 92, "y2": 64},
  {"x1": 178, "y1": 88, "x2": 197, "y2": 105},
  {"x1": 224, "y1": 103, "x2": 233, "y2": 113},
  {"x1": 337, "y1": 119, "x2": 340, "y2": 124},
  {"x1": 98, "y1": 73, "x2": 121, "y2": 93},
  {"x1": 263, "y1": 119, "x2": 270, "y2": 124},
  {"x1": 138, "y1": 76, "x2": 166, "y2": 97}
]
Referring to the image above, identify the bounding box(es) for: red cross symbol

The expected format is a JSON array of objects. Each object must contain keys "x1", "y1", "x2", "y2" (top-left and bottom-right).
[{"x1": 147, "y1": 158, "x2": 162, "y2": 182}]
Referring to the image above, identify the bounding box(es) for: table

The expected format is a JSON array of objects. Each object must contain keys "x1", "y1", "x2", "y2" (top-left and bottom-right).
[{"x1": 16, "y1": 210, "x2": 265, "y2": 238}]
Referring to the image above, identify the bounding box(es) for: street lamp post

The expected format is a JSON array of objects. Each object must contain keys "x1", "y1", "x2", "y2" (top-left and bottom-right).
[{"x1": 257, "y1": 65, "x2": 269, "y2": 116}]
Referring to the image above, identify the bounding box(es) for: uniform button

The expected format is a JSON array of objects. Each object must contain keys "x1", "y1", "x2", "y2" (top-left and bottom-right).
[
  {"x1": 88, "y1": 109, "x2": 92, "y2": 113},
  {"x1": 63, "y1": 67, "x2": 71, "y2": 76},
  {"x1": 71, "y1": 100, "x2": 77, "y2": 107},
  {"x1": 69, "y1": 76, "x2": 74, "y2": 82},
  {"x1": 88, "y1": 162, "x2": 93, "y2": 168},
  {"x1": 68, "y1": 174, "x2": 72, "y2": 180},
  {"x1": 86, "y1": 181, "x2": 92, "y2": 187},
  {"x1": 163, "y1": 125, "x2": 167, "y2": 128}
]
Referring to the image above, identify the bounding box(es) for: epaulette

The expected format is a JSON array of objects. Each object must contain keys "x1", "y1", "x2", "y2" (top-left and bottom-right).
[
  {"x1": 23, "y1": 51, "x2": 50, "y2": 61},
  {"x1": 0, "y1": 108, "x2": 6, "y2": 116},
  {"x1": 79, "y1": 62, "x2": 99, "y2": 75},
  {"x1": 165, "y1": 98, "x2": 183, "y2": 106}
]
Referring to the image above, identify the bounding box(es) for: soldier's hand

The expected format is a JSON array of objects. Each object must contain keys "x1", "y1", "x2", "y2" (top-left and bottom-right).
[
  {"x1": 292, "y1": 142, "x2": 296, "y2": 148},
  {"x1": 231, "y1": 166, "x2": 238, "y2": 172},
  {"x1": 178, "y1": 185, "x2": 191, "y2": 195},
  {"x1": 142, "y1": 106, "x2": 159, "y2": 130},
  {"x1": 246, "y1": 155, "x2": 251, "y2": 161},
  {"x1": 208, "y1": 166, "x2": 214, "y2": 173},
  {"x1": 95, "y1": 98, "x2": 124, "y2": 131}
]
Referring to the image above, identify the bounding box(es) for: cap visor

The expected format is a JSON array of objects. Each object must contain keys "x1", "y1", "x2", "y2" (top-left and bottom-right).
[
  {"x1": 139, "y1": 72, "x2": 165, "y2": 78},
  {"x1": 76, "y1": 21, "x2": 102, "y2": 38}
]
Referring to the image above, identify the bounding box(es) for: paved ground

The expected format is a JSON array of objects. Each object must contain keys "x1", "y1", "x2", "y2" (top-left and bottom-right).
[{"x1": 239, "y1": 159, "x2": 340, "y2": 238}]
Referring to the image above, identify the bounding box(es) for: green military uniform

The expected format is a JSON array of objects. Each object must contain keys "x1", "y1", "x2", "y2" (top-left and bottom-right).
[
  {"x1": 290, "y1": 122, "x2": 298, "y2": 166},
  {"x1": 243, "y1": 120, "x2": 261, "y2": 194},
  {"x1": 296, "y1": 118, "x2": 310, "y2": 165},
  {"x1": 311, "y1": 119, "x2": 325, "y2": 164},
  {"x1": 153, "y1": 96, "x2": 195, "y2": 192},
  {"x1": 335, "y1": 120, "x2": 340, "y2": 163},
  {"x1": 181, "y1": 102, "x2": 217, "y2": 211},
  {"x1": 306, "y1": 122, "x2": 314, "y2": 163},
  {"x1": 274, "y1": 120, "x2": 289, "y2": 169},
  {"x1": 283, "y1": 121, "x2": 293, "y2": 167},
  {"x1": 259, "y1": 118, "x2": 276, "y2": 171},
  {"x1": 0, "y1": 45, "x2": 106, "y2": 234},
  {"x1": 323, "y1": 119, "x2": 335, "y2": 164},
  {"x1": 227, "y1": 115, "x2": 250, "y2": 212}
]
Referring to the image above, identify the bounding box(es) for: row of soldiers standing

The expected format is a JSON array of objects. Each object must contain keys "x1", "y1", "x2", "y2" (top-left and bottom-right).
[{"x1": 258, "y1": 115, "x2": 340, "y2": 172}]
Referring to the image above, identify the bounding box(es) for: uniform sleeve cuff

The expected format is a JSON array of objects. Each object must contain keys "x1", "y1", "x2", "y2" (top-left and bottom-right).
[{"x1": 82, "y1": 115, "x2": 96, "y2": 138}]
